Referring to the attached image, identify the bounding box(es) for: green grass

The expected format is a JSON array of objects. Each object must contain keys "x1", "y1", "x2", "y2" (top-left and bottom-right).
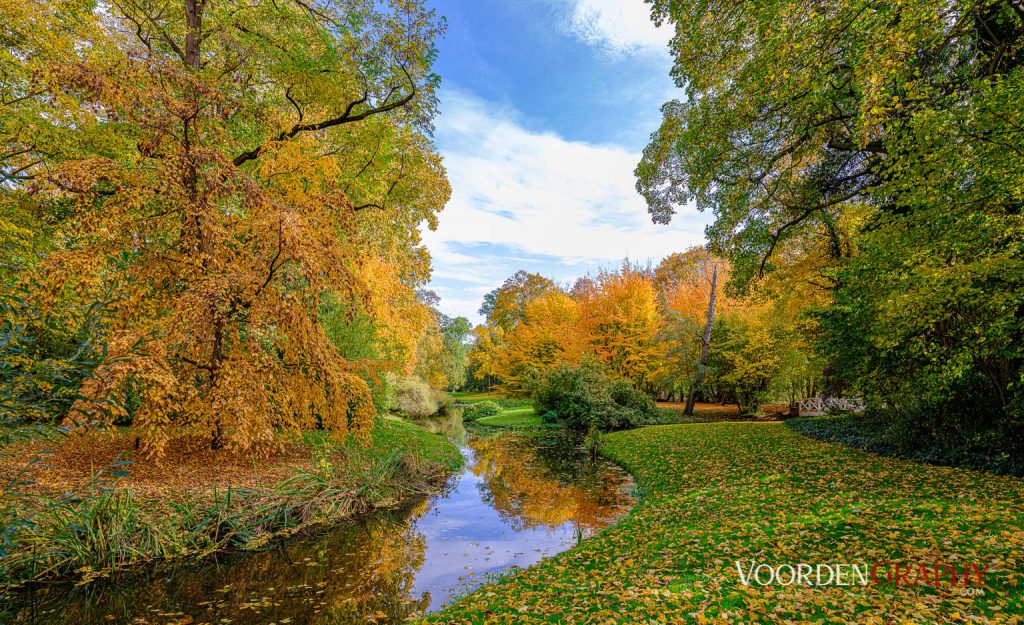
[
  {"x1": 451, "y1": 391, "x2": 503, "y2": 405},
  {"x1": 475, "y1": 407, "x2": 545, "y2": 429},
  {"x1": 342, "y1": 416, "x2": 463, "y2": 471},
  {"x1": 424, "y1": 422, "x2": 1024, "y2": 624}
]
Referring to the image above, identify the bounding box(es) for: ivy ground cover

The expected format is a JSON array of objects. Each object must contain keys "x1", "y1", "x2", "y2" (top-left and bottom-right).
[{"x1": 426, "y1": 422, "x2": 1023, "y2": 624}]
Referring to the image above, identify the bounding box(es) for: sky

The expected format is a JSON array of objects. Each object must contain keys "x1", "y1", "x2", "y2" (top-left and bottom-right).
[{"x1": 421, "y1": 0, "x2": 711, "y2": 324}]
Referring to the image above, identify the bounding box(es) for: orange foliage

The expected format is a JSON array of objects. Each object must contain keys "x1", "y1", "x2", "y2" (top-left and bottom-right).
[
  {"x1": 577, "y1": 265, "x2": 664, "y2": 390},
  {"x1": 4, "y1": 0, "x2": 449, "y2": 454},
  {"x1": 494, "y1": 290, "x2": 587, "y2": 394}
]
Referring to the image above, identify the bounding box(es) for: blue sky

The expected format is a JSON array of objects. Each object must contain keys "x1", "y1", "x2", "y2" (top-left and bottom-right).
[{"x1": 421, "y1": 0, "x2": 711, "y2": 324}]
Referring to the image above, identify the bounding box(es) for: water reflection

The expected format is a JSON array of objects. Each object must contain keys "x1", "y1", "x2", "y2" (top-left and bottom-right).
[
  {"x1": 471, "y1": 430, "x2": 635, "y2": 533},
  {"x1": 10, "y1": 414, "x2": 635, "y2": 624}
]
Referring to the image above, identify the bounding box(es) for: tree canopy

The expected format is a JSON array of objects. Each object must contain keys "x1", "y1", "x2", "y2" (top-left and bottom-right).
[
  {"x1": 637, "y1": 0, "x2": 1024, "y2": 433},
  {"x1": 1, "y1": 0, "x2": 450, "y2": 453}
]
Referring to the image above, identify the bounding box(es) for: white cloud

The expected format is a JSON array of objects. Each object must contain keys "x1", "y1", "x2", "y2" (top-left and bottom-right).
[
  {"x1": 422, "y1": 89, "x2": 710, "y2": 322},
  {"x1": 563, "y1": 0, "x2": 670, "y2": 55}
]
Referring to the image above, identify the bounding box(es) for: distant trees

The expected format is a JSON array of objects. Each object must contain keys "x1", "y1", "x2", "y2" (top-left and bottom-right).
[
  {"x1": 468, "y1": 256, "x2": 817, "y2": 414},
  {"x1": 637, "y1": 0, "x2": 1024, "y2": 443},
  {"x1": 479, "y1": 271, "x2": 558, "y2": 332}
]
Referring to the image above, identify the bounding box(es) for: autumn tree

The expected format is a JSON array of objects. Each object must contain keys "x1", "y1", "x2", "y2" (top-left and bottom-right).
[
  {"x1": 638, "y1": 0, "x2": 1024, "y2": 436},
  {"x1": 1, "y1": 0, "x2": 450, "y2": 453},
  {"x1": 466, "y1": 323, "x2": 505, "y2": 391},
  {"x1": 651, "y1": 249, "x2": 729, "y2": 405},
  {"x1": 493, "y1": 289, "x2": 586, "y2": 395},
  {"x1": 577, "y1": 264, "x2": 664, "y2": 392},
  {"x1": 478, "y1": 271, "x2": 558, "y2": 332}
]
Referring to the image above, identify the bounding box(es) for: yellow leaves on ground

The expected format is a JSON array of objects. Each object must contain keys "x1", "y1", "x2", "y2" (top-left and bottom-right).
[{"x1": 424, "y1": 423, "x2": 1024, "y2": 624}]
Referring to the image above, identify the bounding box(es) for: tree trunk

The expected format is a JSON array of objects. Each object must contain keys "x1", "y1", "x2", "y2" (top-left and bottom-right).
[
  {"x1": 184, "y1": 0, "x2": 204, "y2": 71},
  {"x1": 684, "y1": 263, "x2": 718, "y2": 416}
]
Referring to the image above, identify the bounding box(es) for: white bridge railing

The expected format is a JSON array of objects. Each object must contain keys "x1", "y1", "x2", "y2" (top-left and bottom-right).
[{"x1": 798, "y1": 396, "x2": 865, "y2": 417}]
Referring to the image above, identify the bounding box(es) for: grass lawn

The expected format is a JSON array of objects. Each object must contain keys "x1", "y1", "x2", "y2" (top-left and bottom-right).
[
  {"x1": 475, "y1": 407, "x2": 545, "y2": 429},
  {"x1": 451, "y1": 391, "x2": 505, "y2": 404},
  {"x1": 424, "y1": 422, "x2": 1024, "y2": 624}
]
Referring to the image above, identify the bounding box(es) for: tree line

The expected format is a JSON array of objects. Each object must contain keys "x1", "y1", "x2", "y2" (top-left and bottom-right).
[{"x1": 467, "y1": 257, "x2": 817, "y2": 416}]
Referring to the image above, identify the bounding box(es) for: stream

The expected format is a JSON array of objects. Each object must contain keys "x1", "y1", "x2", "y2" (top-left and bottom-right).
[{"x1": 9, "y1": 410, "x2": 635, "y2": 624}]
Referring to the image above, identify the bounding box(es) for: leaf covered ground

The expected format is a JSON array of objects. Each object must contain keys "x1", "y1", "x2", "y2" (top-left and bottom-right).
[{"x1": 424, "y1": 422, "x2": 1024, "y2": 624}]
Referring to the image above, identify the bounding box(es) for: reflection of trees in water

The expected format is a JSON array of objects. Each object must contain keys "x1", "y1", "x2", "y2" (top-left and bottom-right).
[
  {"x1": 468, "y1": 432, "x2": 633, "y2": 534},
  {"x1": 14, "y1": 501, "x2": 433, "y2": 625},
  {"x1": 412, "y1": 411, "x2": 467, "y2": 443}
]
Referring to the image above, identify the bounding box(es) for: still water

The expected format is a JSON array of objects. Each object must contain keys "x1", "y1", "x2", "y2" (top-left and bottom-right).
[{"x1": 11, "y1": 413, "x2": 635, "y2": 624}]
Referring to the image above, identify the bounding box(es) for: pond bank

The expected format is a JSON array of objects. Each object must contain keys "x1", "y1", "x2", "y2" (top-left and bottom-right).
[
  {"x1": 4, "y1": 412, "x2": 636, "y2": 624},
  {"x1": 424, "y1": 422, "x2": 1024, "y2": 624},
  {"x1": 0, "y1": 418, "x2": 462, "y2": 593}
]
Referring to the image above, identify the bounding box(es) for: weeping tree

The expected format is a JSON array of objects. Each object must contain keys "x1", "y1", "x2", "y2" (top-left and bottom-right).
[{"x1": 1, "y1": 0, "x2": 450, "y2": 453}]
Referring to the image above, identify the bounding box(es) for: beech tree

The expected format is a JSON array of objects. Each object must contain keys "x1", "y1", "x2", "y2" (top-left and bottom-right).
[{"x1": 1, "y1": 0, "x2": 450, "y2": 453}]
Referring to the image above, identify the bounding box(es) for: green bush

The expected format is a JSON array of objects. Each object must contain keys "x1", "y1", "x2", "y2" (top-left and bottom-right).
[
  {"x1": 789, "y1": 400, "x2": 1024, "y2": 476},
  {"x1": 390, "y1": 376, "x2": 440, "y2": 418},
  {"x1": 463, "y1": 400, "x2": 502, "y2": 421},
  {"x1": 0, "y1": 296, "x2": 108, "y2": 423},
  {"x1": 529, "y1": 362, "x2": 656, "y2": 433}
]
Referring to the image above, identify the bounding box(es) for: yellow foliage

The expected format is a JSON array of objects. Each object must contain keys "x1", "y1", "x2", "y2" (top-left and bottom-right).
[{"x1": 2, "y1": 0, "x2": 448, "y2": 454}]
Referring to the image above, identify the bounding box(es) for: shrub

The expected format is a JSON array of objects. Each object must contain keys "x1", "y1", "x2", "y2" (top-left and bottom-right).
[
  {"x1": 529, "y1": 362, "x2": 656, "y2": 433},
  {"x1": 463, "y1": 401, "x2": 502, "y2": 421},
  {"x1": 789, "y1": 399, "x2": 1024, "y2": 476},
  {"x1": 436, "y1": 392, "x2": 456, "y2": 413},
  {"x1": 390, "y1": 376, "x2": 440, "y2": 418}
]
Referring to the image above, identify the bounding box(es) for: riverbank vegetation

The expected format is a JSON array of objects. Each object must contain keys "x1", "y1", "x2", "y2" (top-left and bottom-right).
[
  {"x1": 0, "y1": 418, "x2": 461, "y2": 590},
  {"x1": 427, "y1": 422, "x2": 1024, "y2": 624},
  {"x1": 475, "y1": 407, "x2": 543, "y2": 429}
]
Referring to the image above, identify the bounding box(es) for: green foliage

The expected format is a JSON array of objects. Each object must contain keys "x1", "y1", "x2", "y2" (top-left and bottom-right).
[
  {"x1": 709, "y1": 318, "x2": 782, "y2": 415},
  {"x1": 790, "y1": 404, "x2": 1024, "y2": 476},
  {"x1": 427, "y1": 423, "x2": 1024, "y2": 623},
  {"x1": 320, "y1": 296, "x2": 393, "y2": 414},
  {"x1": 636, "y1": 0, "x2": 1024, "y2": 444},
  {"x1": 529, "y1": 362, "x2": 657, "y2": 433},
  {"x1": 389, "y1": 376, "x2": 441, "y2": 418},
  {"x1": 462, "y1": 400, "x2": 502, "y2": 421},
  {"x1": 440, "y1": 315, "x2": 473, "y2": 392},
  {"x1": 815, "y1": 200, "x2": 1024, "y2": 437},
  {"x1": 0, "y1": 296, "x2": 108, "y2": 422}
]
